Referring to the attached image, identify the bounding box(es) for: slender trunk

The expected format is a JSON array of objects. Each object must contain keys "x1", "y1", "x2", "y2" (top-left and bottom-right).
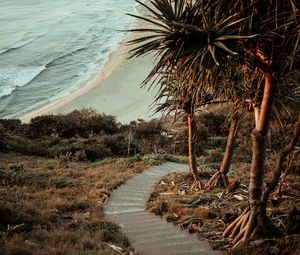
[
  {"x1": 187, "y1": 109, "x2": 199, "y2": 181},
  {"x1": 127, "y1": 130, "x2": 132, "y2": 155},
  {"x1": 223, "y1": 76, "x2": 282, "y2": 245},
  {"x1": 206, "y1": 112, "x2": 240, "y2": 188},
  {"x1": 245, "y1": 75, "x2": 277, "y2": 240},
  {"x1": 261, "y1": 113, "x2": 300, "y2": 216},
  {"x1": 220, "y1": 112, "x2": 240, "y2": 176}
]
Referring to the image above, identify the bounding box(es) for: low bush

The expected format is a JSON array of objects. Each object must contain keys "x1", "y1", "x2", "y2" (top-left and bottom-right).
[
  {"x1": 130, "y1": 119, "x2": 164, "y2": 139},
  {"x1": 0, "y1": 119, "x2": 24, "y2": 135},
  {"x1": 6, "y1": 109, "x2": 288, "y2": 164},
  {"x1": 27, "y1": 109, "x2": 120, "y2": 139},
  {"x1": 27, "y1": 115, "x2": 61, "y2": 138},
  {"x1": 83, "y1": 138, "x2": 113, "y2": 161},
  {"x1": 235, "y1": 115, "x2": 253, "y2": 162},
  {"x1": 196, "y1": 112, "x2": 227, "y2": 137},
  {"x1": 173, "y1": 123, "x2": 208, "y2": 156},
  {"x1": 205, "y1": 148, "x2": 224, "y2": 164}
]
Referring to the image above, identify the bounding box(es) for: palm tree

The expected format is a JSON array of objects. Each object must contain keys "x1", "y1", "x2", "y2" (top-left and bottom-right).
[
  {"x1": 127, "y1": 0, "x2": 256, "y2": 186},
  {"x1": 223, "y1": 0, "x2": 300, "y2": 245},
  {"x1": 206, "y1": 65, "x2": 299, "y2": 189},
  {"x1": 260, "y1": 112, "x2": 300, "y2": 224},
  {"x1": 127, "y1": 0, "x2": 299, "y2": 246},
  {"x1": 153, "y1": 69, "x2": 216, "y2": 188}
]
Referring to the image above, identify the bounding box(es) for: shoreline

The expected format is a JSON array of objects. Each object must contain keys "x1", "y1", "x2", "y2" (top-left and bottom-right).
[
  {"x1": 19, "y1": 31, "x2": 137, "y2": 123},
  {"x1": 19, "y1": 2, "x2": 157, "y2": 124}
]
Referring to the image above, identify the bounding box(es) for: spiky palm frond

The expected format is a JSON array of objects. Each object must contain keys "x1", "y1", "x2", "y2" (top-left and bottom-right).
[
  {"x1": 127, "y1": 0, "x2": 256, "y2": 88},
  {"x1": 126, "y1": 0, "x2": 261, "y2": 120},
  {"x1": 127, "y1": 0, "x2": 299, "y2": 124}
]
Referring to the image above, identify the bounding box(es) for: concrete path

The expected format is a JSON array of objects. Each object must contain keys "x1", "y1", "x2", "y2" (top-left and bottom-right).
[{"x1": 105, "y1": 162, "x2": 221, "y2": 255}]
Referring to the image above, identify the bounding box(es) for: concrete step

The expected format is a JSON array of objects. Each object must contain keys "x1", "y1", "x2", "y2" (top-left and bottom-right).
[{"x1": 104, "y1": 162, "x2": 221, "y2": 255}]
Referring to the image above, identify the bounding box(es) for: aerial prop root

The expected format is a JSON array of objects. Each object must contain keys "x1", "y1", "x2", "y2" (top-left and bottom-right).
[
  {"x1": 190, "y1": 179, "x2": 203, "y2": 190},
  {"x1": 223, "y1": 205, "x2": 282, "y2": 249},
  {"x1": 206, "y1": 170, "x2": 229, "y2": 189},
  {"x1": 223, "y1": 207, "x2": 256, "y2": 248}
]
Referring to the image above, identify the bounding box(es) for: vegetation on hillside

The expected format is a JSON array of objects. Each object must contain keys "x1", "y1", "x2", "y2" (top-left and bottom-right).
[
  {"x1": 0, "y1": 109, "x2": 229, "y2": 162},
  {"x1": 0, "y1": 153, "x2": 160, "y2": 255},
  {"x1": 0, "y1": 106, "x2": 298, "y2": 254},
  {"x1": 1, "y1": 0, "x2": 299, "y2": 254}
]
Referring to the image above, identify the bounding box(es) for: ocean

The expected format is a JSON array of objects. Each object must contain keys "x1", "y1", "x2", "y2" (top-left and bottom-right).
[{"x1": 0, "y1": 0, "x2": 138, "y2": 119}]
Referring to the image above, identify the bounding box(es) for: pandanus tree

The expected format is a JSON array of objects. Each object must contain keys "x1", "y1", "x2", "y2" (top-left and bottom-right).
[
  {"x1": 222, "y1": 0, "x2": 300, "y2": 246},
  {"x1": 205, "y1": 65, "x2": 253, "y2": 189},
  {"x1": 207, "y1": 64, "x2": 300, "y2": 189},
  {"x1": 153, "y1": 69, "x2": 216, "y2": 188},
  {"x1": 127, "y1": 0, "x2": 299, "y2": 246},
  {"x1": 127, "y1": 0, "x2": 257, "y2": 186}
]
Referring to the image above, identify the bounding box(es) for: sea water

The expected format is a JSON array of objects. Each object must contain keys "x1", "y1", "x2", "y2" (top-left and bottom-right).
[{"x1": 0, "y1": 0, "x2": 139, "y2": 118}]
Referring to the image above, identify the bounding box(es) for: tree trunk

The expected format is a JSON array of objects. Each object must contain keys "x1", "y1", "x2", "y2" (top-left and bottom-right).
[
  {"x1": 206, "y1": 112, "x2": 239, "y2": 188},
  {"x1": 261, "y1": 113, "x2": 300, "y2": 216},
  {"x1": 223, "y1": 75, "x2": 280, "y2": 245},
  {"x1": 187, "y1": 109, "x2": 199, "y2": 181},
  {"x1": 220, "y1": 112, "x2": 239, "y2": 175},
  {"x1": 245, "y1": 75, "x2": 277, "y2": 240}
]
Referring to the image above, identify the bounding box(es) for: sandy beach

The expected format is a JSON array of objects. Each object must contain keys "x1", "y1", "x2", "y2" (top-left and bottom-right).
[
  {"x1": 19, "y1": 3, "x2": 160, "y2": 124},
  {"x1": 19, "y1": 45, "x2": 160, "y2": 124},
  {"x1": 57, "y1": 55, "x2": 161, "y2": 123}
]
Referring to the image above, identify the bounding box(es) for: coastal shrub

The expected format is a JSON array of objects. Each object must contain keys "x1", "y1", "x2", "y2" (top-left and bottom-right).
[
  {"x1": 173, "y1": 123, "x2": 208, "y2": 156},
  {"x1": 57, "y1": 109, "x2": 120, "y2": 138},
  {"x1": 73, "y1": 150, "x2": 87, "y2": 161},
  {"x1": 205, "y1": 148, "x2": 223, "y2": 164},
  {"x1": 235, "y1": 115, "x2": 253, "y2": 162},
  {"x1": 196, "y1": 112, "x2": 227, "y2": 137},
  {"x1": 0, "y1": 136, "x2": 30, "y2": 154},
  {"x1": 28, "y1": 114, "x2": 61, "y2": 138},
  {"x1": 130, "y1": 119, "x2": 165, "y2": 139},
  {"x1": 0, "y1": 119, "x2": 26, "y2": 136},
  {"x1": 0, "y1": 123, "x2": 5, "y2": 138},
  {"x1": 28, "y1": 109, "x2": 120, "y2": 139},
  {"x1": 0, "y1": 112, "x2": 229, "y2": 161},
  {"x1": 83, "y1": 138, "x2": 113, "y2": 161},
  {"x1": 0, "y1": 136, "x2": 54, "y2": 157},
  {"x1": 48, "y1": 137, "x2": 113, "y2": 162},
  {"x1": 205, "y1": 136, "x2": 228, "y2": 151},
  {"x1": 28, "y1": 138, "x2": 53, "y2": 157},
  {"x1": 127, "y1": 119, "x2": 171, "y2": 154},
  {"x1": 101, "y1": 134, "x2": 132, "y2": 156},
  {"x1": 47, "y1": 138, "x2": 80, "y2": 158}
]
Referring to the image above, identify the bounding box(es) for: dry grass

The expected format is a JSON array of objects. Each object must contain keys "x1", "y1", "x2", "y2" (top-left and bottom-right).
[{"x1": 0, "y1": 152, "x2": 153, "y2": 255}]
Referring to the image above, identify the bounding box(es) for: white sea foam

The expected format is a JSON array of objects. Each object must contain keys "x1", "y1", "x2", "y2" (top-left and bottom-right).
[
  {"x1": 0, "y1": 66, "x2": 46, "y2": 97},
  {"x1": 0, "y1": 0, "x2": 138, "y2": 118}
]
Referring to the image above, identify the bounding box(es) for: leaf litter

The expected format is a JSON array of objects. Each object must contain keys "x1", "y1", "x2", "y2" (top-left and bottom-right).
[{"x1": 146, "y1": 166, "x2": 300, "y2": 254}]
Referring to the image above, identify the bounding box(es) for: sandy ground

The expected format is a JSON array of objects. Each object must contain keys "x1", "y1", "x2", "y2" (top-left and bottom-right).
[
  {"x1": 55, "y1": 54, "x2": 160, "y2": 124},
  {"x1": 19, "y1": 48, "x2": 160, "y2": 124}
]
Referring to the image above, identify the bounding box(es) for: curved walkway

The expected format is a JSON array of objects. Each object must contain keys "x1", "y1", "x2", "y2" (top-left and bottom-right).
[{"x1": 105, "y1": 162, "x2": 221, "y2": 255}]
